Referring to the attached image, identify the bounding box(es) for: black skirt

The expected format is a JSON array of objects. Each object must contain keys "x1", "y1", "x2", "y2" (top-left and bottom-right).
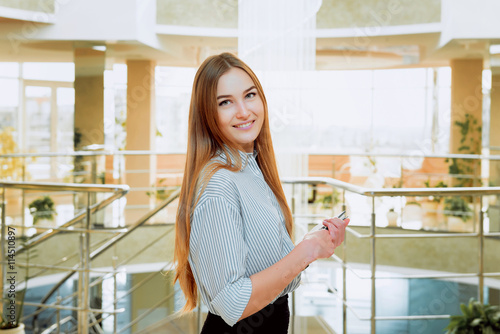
[{"x1": 200, "y1": 295, "x2": 290, "y2": 334}]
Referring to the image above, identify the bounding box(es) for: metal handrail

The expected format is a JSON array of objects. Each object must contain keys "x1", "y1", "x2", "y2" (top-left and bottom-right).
[
  {"x1": 32, "y1": 187, "x2": 181, "y2": 331},
  {"x1": 40, "y1": 316, "x2": 75, "y2": 334},
  {"x1": 17, "y1": 236, "x2": 112, "y2": 288},
  {"x1": 282, "y1": 176, "x2": 500, "y2": 197},
  {"x1": 89, "y1": 187, "x2": 180, "y2": 258},
  {"x1": 1, "y1": 181, "x2": 130, "y2": 332},
  {"x1": 3, "y1": 168, "x2": 497, "y2": 332},
  {"x1": 1, "y1": 181, "x2": 130, "y2": 254},
  {"x1": 282, "y1": 177, "x2": 500, "y2": 334},
  {"x1": 3, "y1": 149, "x2": 500, "y2": 160},
  {"x1": 7, "y1": 223, "x2": 128, "y2": 233},
  {"x1": 0, "y1": 181, "x2": 129, "y2": 193}
]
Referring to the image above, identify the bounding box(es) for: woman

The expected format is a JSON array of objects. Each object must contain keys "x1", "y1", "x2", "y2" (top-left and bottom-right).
[{"x1": 174, "y1": 52, "x2": 349, "y2": 333}]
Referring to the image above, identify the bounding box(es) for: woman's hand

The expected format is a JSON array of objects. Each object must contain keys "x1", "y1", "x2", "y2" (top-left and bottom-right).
[
  {"x1": 322, "y1": 217, "x2": 349, "y2": 249},
  {"x1": 300, "y1": 217, "x2": 350, "y2": 262}
]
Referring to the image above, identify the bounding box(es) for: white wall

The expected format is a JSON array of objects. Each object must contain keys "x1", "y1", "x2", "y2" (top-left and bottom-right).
[
  {"x1": 440, "y1": 0, "x2": 500, "y2": 47},
  {"x1": 0, "y1": 0, "x2": 159, "y2": 44}
]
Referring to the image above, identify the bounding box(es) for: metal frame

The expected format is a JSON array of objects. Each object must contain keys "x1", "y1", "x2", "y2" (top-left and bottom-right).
[
  {"x1": 283, "y1": 176, "x2": 500, "y2": 334},
  {"x1": 2, "y1": 151, "x2": 500, "y2": 333},
  {"x1": 1, "y1": 181, "x2": 182, "y2": 333},
  {"x1": 0, "y1": 181, "x2": 129, "y2": 333}
]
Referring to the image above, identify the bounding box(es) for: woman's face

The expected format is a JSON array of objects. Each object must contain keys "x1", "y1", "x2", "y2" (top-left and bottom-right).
[{"x1": 216, "y1": 67, "x2": 264, "y2": 153}]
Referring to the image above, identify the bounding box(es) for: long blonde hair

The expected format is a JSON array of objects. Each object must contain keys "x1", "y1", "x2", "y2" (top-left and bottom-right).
[{"x1": 173, "y1": 52, "x2": 293, "y2": 312}]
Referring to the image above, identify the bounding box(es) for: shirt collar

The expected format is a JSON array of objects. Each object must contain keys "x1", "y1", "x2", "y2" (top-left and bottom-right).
[{"x1": 216, "y1": 146, "x2": 258, "y2": 172}]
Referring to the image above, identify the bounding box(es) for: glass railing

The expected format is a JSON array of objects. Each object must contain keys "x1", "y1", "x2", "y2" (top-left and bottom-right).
[
  {"x1": 2, "y1": 150, "x2": 500, "y2": 333},
  {"x1": 283, "y1": 176, "x2": 500, "y2": 334},
  {"x1": 3, "y1": 149, "x2": 500, "y2": 227},
  {"x1": 0, "y1": 181, "x2": 188, "y2": 333}
]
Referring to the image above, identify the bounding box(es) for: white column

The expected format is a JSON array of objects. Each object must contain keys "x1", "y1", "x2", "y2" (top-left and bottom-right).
[{"x1": 238, "y1": 0, "x2": 321, "y2": 179}]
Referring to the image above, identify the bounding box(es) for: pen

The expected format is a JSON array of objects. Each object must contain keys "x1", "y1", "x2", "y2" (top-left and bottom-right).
[
  {"x1": 321, "y1": 210, "x2": 348, "y2": 230},
  {"x1": 304, "y1": 210, "x2": 349, "y2": 270}
]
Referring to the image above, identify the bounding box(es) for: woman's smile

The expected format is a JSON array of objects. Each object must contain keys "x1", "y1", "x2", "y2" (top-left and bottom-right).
[
  {"x1": 216, "y1": 67, "x2": 264, "y2": 152},
  {"x1": 234, "y1": 120, "x2": 255, "y2": 129}
]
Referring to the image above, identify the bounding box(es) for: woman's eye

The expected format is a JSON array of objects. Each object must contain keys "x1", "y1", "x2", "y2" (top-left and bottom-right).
[
  {"x1": 219, "y1": 100, "x2": 230, "y2": 106},
  {"x1": 246, "y1": 92, "x2": 256, "y2": 99}
]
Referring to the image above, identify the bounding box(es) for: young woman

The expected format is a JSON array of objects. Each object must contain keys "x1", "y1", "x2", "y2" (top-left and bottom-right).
[{"x1": 174, "y1": 52, "x2": 349, "y2": 333}]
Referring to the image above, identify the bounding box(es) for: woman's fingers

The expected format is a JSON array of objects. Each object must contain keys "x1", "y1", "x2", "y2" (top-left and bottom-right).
[
  {"x1": 322, "y1": 218, "x2": 349, "y2": 247},
  {"x1": 303, "y1": 216, "x2": 350, "y2": 260}
]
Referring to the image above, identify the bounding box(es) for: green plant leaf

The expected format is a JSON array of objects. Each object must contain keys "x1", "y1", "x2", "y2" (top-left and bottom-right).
[
  {"x1": 461, "y1": 303, "x2": 472, "y2": 318},
  {"x1": 484, "y1": 327, "x2": 495, "y2": 334},
  {"x1": 470, "y1": 318, "x2": 482, "y2": 327}
]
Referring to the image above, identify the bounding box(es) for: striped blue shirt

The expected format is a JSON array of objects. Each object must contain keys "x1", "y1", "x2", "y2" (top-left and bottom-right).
[{"x1": 188, "y1": 150, "x2": 301, "y2": 326}]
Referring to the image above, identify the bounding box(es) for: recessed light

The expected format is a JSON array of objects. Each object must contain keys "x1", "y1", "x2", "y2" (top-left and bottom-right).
[
  {"x1": 490, "y1": 44, "x2": 500, "y2": 54},
  {"x1": 92, "y1": 45, "x2": 107, "y2": 52}
]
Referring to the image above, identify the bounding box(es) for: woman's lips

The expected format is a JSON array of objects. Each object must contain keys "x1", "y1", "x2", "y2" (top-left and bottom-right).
[{"x1": 233, "y1": 120, "x2": 255, "y2": 129}]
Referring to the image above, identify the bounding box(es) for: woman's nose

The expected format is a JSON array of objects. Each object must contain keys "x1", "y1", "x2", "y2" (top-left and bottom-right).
[{"x1": 235, "y1": 102, "x2": 250, "y2": 118}]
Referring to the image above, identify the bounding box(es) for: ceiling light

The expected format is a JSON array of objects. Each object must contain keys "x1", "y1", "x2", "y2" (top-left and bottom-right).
[
  {"x1": 92, "y1": 45, "x2": 107, "y2": 52},
  {"x1": 490, "y1": 44, "x2": 500, "y2": 54}
]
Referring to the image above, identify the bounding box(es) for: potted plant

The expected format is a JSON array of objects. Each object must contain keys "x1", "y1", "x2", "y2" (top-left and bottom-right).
[
  {"x1": 446, "y1": 113, "x2": 482, "y2": 188},
  {"x1": 28, "y1": 196, "x2": 56, "y2": 229},
  {"x1": 444, "y1": 298, "x2": 500, "y2": 333},
  {"x1": 1, "y1": 280, "x2": 27, "y2": 333},
  {"x1": 0, "y1": 304, "x2": 26, "y2": 333},
  {"x1": 444, "y1": 196, "x2": 473, "y2": 232}
]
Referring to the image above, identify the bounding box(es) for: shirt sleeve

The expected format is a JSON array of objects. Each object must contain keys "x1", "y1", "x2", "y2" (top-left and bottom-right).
[{"x1": 189, "y1": 196, "x2": 252, "y2": 326}]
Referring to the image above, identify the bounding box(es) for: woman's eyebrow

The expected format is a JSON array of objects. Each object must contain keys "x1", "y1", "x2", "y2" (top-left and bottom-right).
[{"x1": 217, "y1": 86, "x2": 256, "y2": 100}]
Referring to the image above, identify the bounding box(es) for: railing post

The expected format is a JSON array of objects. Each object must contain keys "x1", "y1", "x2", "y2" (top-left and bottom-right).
[
  {"x1": 22, "y1": 157, "x2": 26, "y2": 237},
  {"x1": 342, "y1": 189, "x2": 346, "y2": 213},
  {"x1": 342, "y1": 189, "x2": 347, "y2": 334},
  {"x1": 370, "y1": 196, "x2": 376, "y2": 334},
  {"x1": 78, "y1": 192, "x2": 91, "y2": 334},
  {"x1": 92, "y1": 155, "x2": 98, "y2": 184},
  {"x1": 291, "y1": 183, "x2": 296, "y2": 334},
  {"x1": 197, "y1": 293, "x2": 202, "y2": 333},
  {"x1": 113, "y1": 255, "x2": 118, "y2": 334},
  {"x1": 56, "y1": 296, "x2": 62, "y2": 334},
  {"x1": 0, "y1": 187, "x2": 6, "y2": 315},
  {"x1": 478, "y1": 195, "x2": 484, "y2": 304}
]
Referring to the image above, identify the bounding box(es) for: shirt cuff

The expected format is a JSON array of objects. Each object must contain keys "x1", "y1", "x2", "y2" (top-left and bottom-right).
[{"x1": 210, "y1": 277, "x2": 253, "y2": 326}]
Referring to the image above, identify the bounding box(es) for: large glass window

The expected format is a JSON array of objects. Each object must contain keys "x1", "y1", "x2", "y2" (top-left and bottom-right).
[
  {"x1": 104, "y1": 64, "x2": 127, "y2": 150},
  {"x1": 0, "y1": 77, "x2": 19, "y2": 131},
  {"x1": 372, "y1": 68, "x2": 429, "y2": 153},
  {"x1": 155, "y1": 66, "x2": 196, "y2": 152},
  {"x1": 308, "y1": 70, "x2": 374, "y2": 152},
  {"x1": 154, "y1": 66, "x2": 452, "y2": 154},
  {"x1": 22, "y1": 62, "x2": 74, "y2": 82},
  {"x1": 25, "y1": 86, "x2": 52, "y2": 154},
  {"x1": 1, "y1": 62, "x2": 458, "y2": 158},
  {"x1": 57, "y1": 87, "x2": 75, "y2": 152},
  {"x1": 1, "y1": 62, "x2": 77, "y2": 180},
  {"x1": 0, "y1": 62, "x2": 19, "y2": 78}
]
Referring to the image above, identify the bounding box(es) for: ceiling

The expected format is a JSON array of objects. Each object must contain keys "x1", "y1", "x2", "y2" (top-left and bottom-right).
[{"x1": 0, "y1": 22, "x2": 499, "y2": 71}]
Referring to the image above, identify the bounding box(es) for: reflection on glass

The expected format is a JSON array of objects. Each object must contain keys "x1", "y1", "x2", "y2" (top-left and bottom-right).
[
  {"x1": 57, "y1": 87, "x2": 75, "y2": 152},
  {"x1": 56, "y1": 87, "x2": 75, "y2": 180},
  {"x1": 26, "y1": 86, "x2": 51, "y2": 152},
  {"x1": 0, "y1": 62, "x2": 19, "y2": 78},
  {"x1": 25, "y1": 86, "x2": 51, "y2": 179},
  {"x1": 0, "y1": 78, "x2": 19, "y2": 130},
  {"x1": 22, "y1": 62, "x2": 75, "y2": 82}
]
